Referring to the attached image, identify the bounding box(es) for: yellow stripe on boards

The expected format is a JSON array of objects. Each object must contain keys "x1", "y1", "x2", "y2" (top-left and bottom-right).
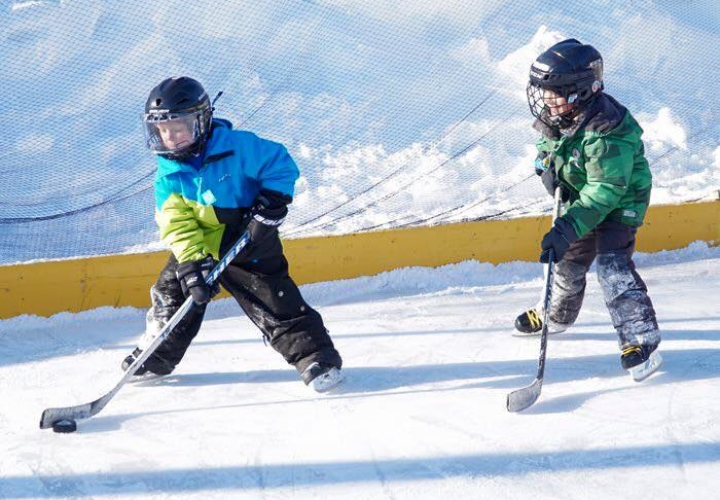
[{"x1": 0, "y1": 200, "x2": 717, "y2": 319}]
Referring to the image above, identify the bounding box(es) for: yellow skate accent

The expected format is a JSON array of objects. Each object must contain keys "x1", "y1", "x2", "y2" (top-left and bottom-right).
[
  {"x1": 622, "y1": 345, "x2": 643, "y2": 357},
  {"x1": 527, "y1": 309, "x2": 542, "y2": 330}
]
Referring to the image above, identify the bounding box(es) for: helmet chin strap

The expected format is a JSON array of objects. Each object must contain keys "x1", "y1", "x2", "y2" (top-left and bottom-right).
[
  {"x1": 550, "y1": 92, "x2": 579, "y2": 128},
  {"x1": 550, "y1": 88, "x2": 602, "y2": 130},
  {"x1": 553, "y1": 114, "x2": 576, "y2": 130}
]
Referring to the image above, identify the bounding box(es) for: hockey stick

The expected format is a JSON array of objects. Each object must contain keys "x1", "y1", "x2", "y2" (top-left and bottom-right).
[
  {"x1": 506, "y1": 186, "x2": 563, "y2": 412},
  {"x1": 39, "y1": 231, "x2": 252, "y2": 429}
]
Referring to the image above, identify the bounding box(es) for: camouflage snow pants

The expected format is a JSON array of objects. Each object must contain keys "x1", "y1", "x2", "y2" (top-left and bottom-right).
[{"x1": 548, "y1": 220, "x2": 660, "y2": 349}]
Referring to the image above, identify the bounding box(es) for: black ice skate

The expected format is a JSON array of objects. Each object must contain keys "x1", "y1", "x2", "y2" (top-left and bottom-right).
[
  {"x1": 513, "y1": 309, "x2": 572, "y2": 337},
  {"x1": 121, "y1": 348, "x2": 174, "y2": 377},
  {"x1": 301, "y1": 362, "x2": 344, "y2": 392},
  {"x1": 621, "y1": 343, "x2": 662, "y2": 382}
]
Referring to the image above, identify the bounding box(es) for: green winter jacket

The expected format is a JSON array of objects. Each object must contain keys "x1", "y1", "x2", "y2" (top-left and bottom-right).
[{"x1": 536, "y1": 94, "x2": 652, "y2": 238}]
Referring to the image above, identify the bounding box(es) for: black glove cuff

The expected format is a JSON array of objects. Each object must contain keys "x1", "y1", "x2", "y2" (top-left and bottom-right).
[
  {"x1": 175, "y1": 256, "x2": 219, "y2": 304},
  {"x1": 176, "y1": 255, "x2": 213, "y2": 280},
  {"x1": 554, "y1": 218, "x2": 579, "y2": 245},
  {"x1": 252, "y1": 204, "x2": 288, "y2": 226},
  {"x1": 540, "y1": 166, "x2": 557, "y2": 196},
  {"x1": 252, "y1": 189, "x2": 291, "y2": 226}
]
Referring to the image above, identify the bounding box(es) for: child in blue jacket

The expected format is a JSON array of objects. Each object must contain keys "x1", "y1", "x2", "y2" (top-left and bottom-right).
[{"x1": 122, "y1": 76, "x2": 343, "y2": 392}]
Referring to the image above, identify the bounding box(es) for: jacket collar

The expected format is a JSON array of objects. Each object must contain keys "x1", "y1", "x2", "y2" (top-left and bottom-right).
[{"x1": 535, "y1": 93, "x2": 627, "y2": 141}]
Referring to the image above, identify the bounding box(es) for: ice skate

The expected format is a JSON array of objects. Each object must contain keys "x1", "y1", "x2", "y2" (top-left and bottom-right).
[
  {"x1": 621, "y1": 343, "x2": 662, "y2": 382},
  {"x1": 301, "y1": 362, "x2": 344, "y2": 392},
  {"x1": 512, "y1": 308, "x2": 572, "y2": 337}
]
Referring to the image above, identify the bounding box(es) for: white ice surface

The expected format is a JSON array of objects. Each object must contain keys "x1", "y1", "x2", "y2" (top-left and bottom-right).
[{"x1": 1, "y1": 242, "x2": 719, "y2": 499}]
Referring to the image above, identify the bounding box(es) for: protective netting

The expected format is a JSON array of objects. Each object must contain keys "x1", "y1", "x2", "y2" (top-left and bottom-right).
[{"x1": 1, "y1": 0, "x2": 718, "y2": 264}]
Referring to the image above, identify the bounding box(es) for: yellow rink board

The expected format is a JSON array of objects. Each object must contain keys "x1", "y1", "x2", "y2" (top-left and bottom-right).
[{"x1": 0, "y1": 201, "x2": 717, "y2": 319}]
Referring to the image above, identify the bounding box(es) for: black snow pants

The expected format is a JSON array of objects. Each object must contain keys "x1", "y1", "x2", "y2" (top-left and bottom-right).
[
  {"x1": 142, "y1": 233, "x2": 342, "y2": 376},
  {"x1": 548, "y1": 220, "x2": 660, "y2": 349}
]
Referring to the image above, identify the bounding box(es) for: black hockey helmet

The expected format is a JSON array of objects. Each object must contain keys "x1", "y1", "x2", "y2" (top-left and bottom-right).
[
  {"x1": 143, "y1": 76, "x2": 213, "y2": 160},
  {"x1": 527, "y1": 39, "x2": 604, "y2": 128}
]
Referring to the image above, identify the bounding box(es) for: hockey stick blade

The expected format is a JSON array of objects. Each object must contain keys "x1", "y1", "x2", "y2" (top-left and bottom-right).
[
  {"x1": 40, "y1": 397, "x2": 105, "y2": 429},
  {"x1": 39, "y1": 232, "x2": 251, "y2": 430},
  {"x1": 507, "y1": 377, "x2": 542, "y2": 412}
]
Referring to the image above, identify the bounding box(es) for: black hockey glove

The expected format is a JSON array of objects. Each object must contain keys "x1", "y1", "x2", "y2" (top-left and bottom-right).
[
  {"x1": 535, "y1": 152, "x2": 569, "y2": 202},
  {"x1": 539, "y1": 218, "x2": 579, "y2": 264},
  {"x1": 247, "y1": 189, "x2": 292, "y2": 244},
  {"x1": 176, "y1": 255, "x2": 220, "y2": 305}
]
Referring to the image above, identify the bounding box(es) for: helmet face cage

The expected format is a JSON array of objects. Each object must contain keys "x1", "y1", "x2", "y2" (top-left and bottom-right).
[
  {"x1": 526, "y1": 82, "x2": 580, "y2": 128},
  {"x1": 142, "y1": 105, "x2": 211, "y2": 159},
  {"x1": 526, "y1": 65, "x2": 602, "y2": 128}
]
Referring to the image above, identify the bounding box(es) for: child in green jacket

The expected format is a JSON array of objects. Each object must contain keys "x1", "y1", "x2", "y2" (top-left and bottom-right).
[{"x1": 514, "y1": 39, "x2": 661, "y2": 381}]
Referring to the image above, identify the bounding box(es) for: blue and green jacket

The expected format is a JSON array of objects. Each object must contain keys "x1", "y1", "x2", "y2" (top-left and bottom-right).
[{"x1": 154, "y1": 119, "x2": 299, "y2": 263}]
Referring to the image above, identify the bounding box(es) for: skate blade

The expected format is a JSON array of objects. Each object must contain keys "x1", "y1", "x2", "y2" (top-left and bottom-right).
[
  {"x1": 511, "y1": 327, "x2": 569, "y2": 338},
  {"x1": 629, "y1": 351, "x2": 663, "y2": 382},
  {"x1": 512, "y1": 330, "x2": 544, "y2": 338},
  {"x1": 310, "y1": 368, "x2": 345, "y2": 393},
  {"x1": 129, "y1": 372, "x2": 167, "y2": 383}
]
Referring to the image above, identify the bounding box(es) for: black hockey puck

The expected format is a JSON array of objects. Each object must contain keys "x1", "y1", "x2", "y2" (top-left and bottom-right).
[{"x1": 52, "y1": 419, "x2": 77, "y2": 433}]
